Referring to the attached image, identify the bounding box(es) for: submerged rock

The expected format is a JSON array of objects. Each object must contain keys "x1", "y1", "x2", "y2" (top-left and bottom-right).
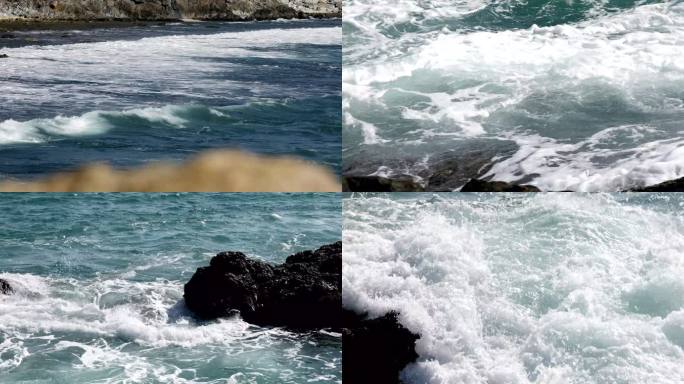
[
  {"x1": 629, "y1": 177, "x2": 684, "y2": 192},
  {"x1": 343, "y1": 310, "x2": 419, "y2": 384},
  {"x1": 184, "y1": 242, "x2": 341, "y2": 329},
  {"x1": 0, "y1": 278, "x2": 14, "y2": 294},
  {"x1": 460, "y1": 178, "x2": 541, "y2": 192},
  {"x1": 342, "y1": 175, "x2": 425, "y2": 192}
]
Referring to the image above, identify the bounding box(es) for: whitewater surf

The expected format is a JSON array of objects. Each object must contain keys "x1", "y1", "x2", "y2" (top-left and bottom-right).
[
  {"x1": 0, "y1": 19, "x2": 341, "y2": 179},
  {"x1": 0, "y1": 193, "x2": 342, "y2": 383},
  {"x1": 343, "y1": 192, "x2": 684, "y2": 383},
  {"x1": 343, "y1": 0, "x2": 684, "y2": 191}
]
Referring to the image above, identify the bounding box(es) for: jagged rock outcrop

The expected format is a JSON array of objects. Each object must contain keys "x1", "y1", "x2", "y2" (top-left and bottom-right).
[
  {"x1": 629, "y1": 177, "x2": 684, "y2": 192},
  {"x1": 0, "y1": 150, "x2": 341, "y2": 192},
  {"x1": 460, "y1": 178, "x2": 541, "y2": 192},
  {"x1": 343, "y1": 310, "x2": 419, "y2": 384},
  {"x1": 184, "y1": 242, "x2": 341, "y2": 329},
  {"x1": 0, "y1": 0, "x2": 340, "y2": 21},
  {"x1": 0, "y1": 278, "x2": 14, "y2": 294}
]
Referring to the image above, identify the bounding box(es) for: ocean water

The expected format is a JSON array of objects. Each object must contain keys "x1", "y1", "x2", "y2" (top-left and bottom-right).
[
  {"x1": 0, "y1": 20, "x2": 341, "y2": 179},
  {"x1": 0, "y1": 193, "x2": 341, "y2": 383},
  {"x1": 344, "y1": 193, "x2": 684, "y2": 383},
  {"x1": 342, "y1": 0, "x2": 684, "y2": 191}
]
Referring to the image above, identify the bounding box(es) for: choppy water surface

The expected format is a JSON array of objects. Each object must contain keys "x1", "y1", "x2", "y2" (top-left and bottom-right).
[
  {"x1": 0, "y1": 20, "x2": 341, "y2": 179},
  {"x1": 343, "y1": 0, "x2": 684, "y2": 191},
  {"x1": 0, "y1": 193, "x2": 341, "y2": 383},
  {"x1": 344, "y1": 193, "x2": 684, "y2": 383}
]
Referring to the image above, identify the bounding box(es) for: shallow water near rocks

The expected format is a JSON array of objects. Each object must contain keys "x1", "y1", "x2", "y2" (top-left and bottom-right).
[
  {"x1": 0, "y1": 19, "x2": 341, "y2": 179},
  {"x1": 343, "y1": 0, "x2": 684, "y2": 191},
  {"x1": 343, "y1": 193, "x2": 684, "y2": 383},
  {"x1": 0, "y1": 193, "x2": 341, "y2": 383}
]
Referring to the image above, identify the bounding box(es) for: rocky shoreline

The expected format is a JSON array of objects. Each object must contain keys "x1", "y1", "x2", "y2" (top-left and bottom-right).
[
  {"x1": 343, "y1": 175, "x2": 684, "y2": 192},
  {"x1": 0, "y1": 0, "x2": 341, "y2": 23}
]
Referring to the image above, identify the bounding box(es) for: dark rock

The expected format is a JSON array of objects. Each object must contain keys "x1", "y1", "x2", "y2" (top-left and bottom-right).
[
  {"x1": 460, "y1": 178, "x2": 541, "y2": 192},
  {"x1": 342, "y1": 175, "x2": 425, "y2": 192},
  {"x1": 1, "y1": 33, "x2": 16, "y2": 38},
  {"x1": 184, "y1": 242, "x2": 341, "y2": 329},
  {"x1": 343, "y1": 310, "x2": 419, "y2": 384},
  {"x1": 342, "y1": 141, "x2": 519, "y2": 192},
  {"x1": 0, "y1": 54, "x2": 8, "y2": 59},
  {"x1": 0, "y1": 278, "x2": 14, "y2": 295},
  {"x1": 629, "y1": 177, "x2": 684, "y2": 192}
]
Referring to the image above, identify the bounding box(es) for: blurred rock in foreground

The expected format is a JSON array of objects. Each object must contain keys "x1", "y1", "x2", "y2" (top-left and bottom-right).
[{"x1": 0, "y1": 150, "x2": 340, "y2": 192}]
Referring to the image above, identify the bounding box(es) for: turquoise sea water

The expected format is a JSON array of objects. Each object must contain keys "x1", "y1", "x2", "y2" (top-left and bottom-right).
[
  {"x1": 0, "y1": 193, "x2": 341, "y2": 383},
  {"x1": 344, "y1": 193, "x2": 684, "y2": 383},
  {"x1": 343, "y1": 0, "x2": 684, "y2": 191}
]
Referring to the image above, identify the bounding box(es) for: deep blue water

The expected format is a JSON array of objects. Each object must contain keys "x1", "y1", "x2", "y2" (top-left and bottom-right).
[
  {"x1": 0, "y1": 19, "x2": 341, "y2": 179},
  {"x1": 0, "y1": 193, "x2": 341, "y2": 383}
]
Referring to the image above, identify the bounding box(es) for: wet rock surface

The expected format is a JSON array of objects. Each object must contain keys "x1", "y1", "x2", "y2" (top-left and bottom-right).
[
  {"x1": 460, "y1": 178, "x2": 541, "y2": 192},
  {"x1": 342, "y1": 142, "x2": 518, "y2": 192},
  {"x1": 0, "y1": 278, "x2": 14, "y2": 294},
  {"x1": 184, "y1": 242, "x2": 341, "y2": 329},
  {"x1": 629, "y1": 177, "x2": 684, "y2": 192},
  {"x1": 343, "y1": 310, "x2": 419, "y2": 384},
  {"x1": 342, "y1": 175, "x2": 425, "y2": 192}
]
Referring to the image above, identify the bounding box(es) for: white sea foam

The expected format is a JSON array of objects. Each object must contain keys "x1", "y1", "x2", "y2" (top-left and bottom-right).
[
  {"x1": 343, "y1": 193, "x2": 684, "y2": 383},
  {"x1": 0, "y1": 25, "x2": 341, "y2": 128},
  {"x1": 0, "y1": 274, "x2": 291, "y2": 349},
  {"x1": 485, "y1": 128, "x2": 684, "y2": 191},
  {"x1": 0, "y1": 102, "x2": 265, "y2": 144},
  {"x1": 343, "y1": 1, "x2": 684, "y2": 190}
]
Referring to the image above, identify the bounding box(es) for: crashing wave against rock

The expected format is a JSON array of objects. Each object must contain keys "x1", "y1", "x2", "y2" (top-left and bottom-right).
[
  {"x1": 184, "y1": 242, "x2": 341, "y2": 329},
  {"x1": 343, "y1": 310, "x2": 419, "y2": 384},
  {"x1": 0, "y1": 0, "x2": 341, "y2": 21}
]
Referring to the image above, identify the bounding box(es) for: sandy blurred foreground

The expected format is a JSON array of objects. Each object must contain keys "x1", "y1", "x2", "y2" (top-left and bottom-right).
[{"x1": 0, "y1": 150, "x2": 340, "y2": 192}]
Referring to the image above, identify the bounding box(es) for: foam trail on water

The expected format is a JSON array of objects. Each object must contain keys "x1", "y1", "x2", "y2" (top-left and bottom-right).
[{"x1": 344, "y1": 193, "x2": 684, "y2": 383}]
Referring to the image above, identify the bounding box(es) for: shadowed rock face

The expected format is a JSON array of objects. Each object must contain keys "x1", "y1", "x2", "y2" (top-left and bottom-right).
[
  {"x1": 343, "y1": 310, "x2": 419, "y2": 384},
  {"x1": 0, "y1": 0, "x2": 341, "y2": 21},
  {"x1": 630, "y1": 177, "x2": 684, "y2": 192},
  {"x1": 0, "y1": 278, "x2": 14, "y2": 295},
  {"x1": 184, "y1": 242, "x2": 341, "y2": 329},
  {"x1": 342, "y1": 175, "x2": 425, "y2": 192},
  {"x1": 0, "y1": 150, "x2": 340, "y2": 192}
]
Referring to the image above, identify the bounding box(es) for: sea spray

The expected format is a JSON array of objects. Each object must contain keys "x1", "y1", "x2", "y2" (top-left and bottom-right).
[
  {"x1": 0, "y1": 193, "x2": 341, "y2": 383},
  {"x1": 343, "y1": 193, "x2": 684, "y2": 383}
]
